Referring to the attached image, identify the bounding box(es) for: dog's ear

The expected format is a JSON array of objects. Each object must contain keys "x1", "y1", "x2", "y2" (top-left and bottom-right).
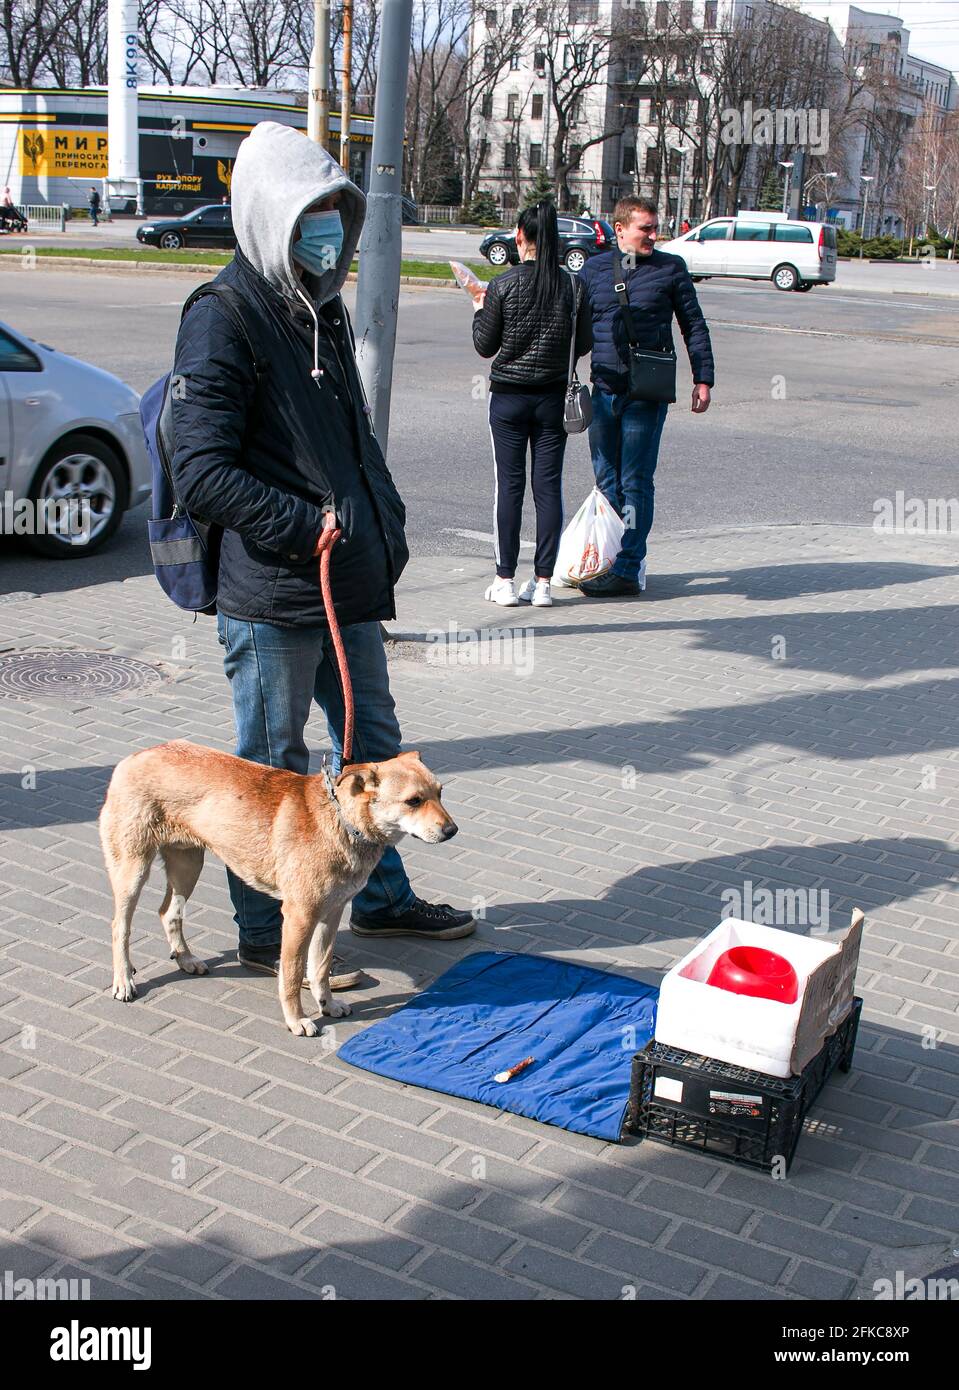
[
  {"x1": 396, "y1": 750, "x2": 421, "y2": 763},
  {"x1": 338, "y1": 763, "x2": 379, "y2": 798}
]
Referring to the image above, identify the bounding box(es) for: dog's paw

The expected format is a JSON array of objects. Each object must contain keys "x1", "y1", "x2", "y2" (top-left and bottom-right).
[
  {"x1": 112, "y1": 975, "x2": 137, "y2": 1002},
  {"x1": 321, "y1": 999, "x2": 351, "y2": 1019},
  {"x1": 288, "y1": 1017, "x2": 321, "y2": 1037},
  {"x1": 174, "y1": 952, "x2": 209, "y2": 976}
]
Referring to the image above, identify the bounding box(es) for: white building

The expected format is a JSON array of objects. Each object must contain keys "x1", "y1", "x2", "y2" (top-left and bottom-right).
[{"x1": 468, "y1": 1, "x2": 956, "y2": 230}]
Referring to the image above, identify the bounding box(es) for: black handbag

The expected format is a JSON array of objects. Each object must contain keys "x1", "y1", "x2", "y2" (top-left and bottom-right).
[
  {"x1": 563, "y1": 272, "x2": 592, "y2": 434},
  {"x1": 614, "y1": 271, "x2": 677, "y2": 404}
]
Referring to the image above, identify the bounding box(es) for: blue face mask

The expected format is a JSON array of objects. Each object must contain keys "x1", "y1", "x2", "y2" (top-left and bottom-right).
[{"x1": 292, "y1": 209, "x2": 344, "y2": 276}]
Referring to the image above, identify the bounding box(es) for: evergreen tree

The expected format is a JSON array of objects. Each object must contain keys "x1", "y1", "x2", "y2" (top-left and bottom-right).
[
  {"x1": 758, "y1": 171, "x2": 784, "y2": 211},
  {"x1": 523, "y1": 167, "x2": 556, "y2": 209}
]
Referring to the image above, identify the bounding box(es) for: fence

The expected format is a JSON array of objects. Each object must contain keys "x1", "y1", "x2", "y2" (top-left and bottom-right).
[{"x1": 18, "y1": 204, "x2": 67, "y2": 231}]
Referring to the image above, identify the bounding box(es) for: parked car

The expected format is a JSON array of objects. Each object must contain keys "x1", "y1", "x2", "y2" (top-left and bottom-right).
[
  {"x1": 136, "y1": 204, "x2": 236, "y2": 251},
  {"x1": 0, "y1": 320, "x2": 150, "y2": 556},
  {"x1": 658, "y1": 211, "x2": 838, "y2": 291},
  {"x1": 480, "y1": 215, "x2": 615, "y2": 273}
]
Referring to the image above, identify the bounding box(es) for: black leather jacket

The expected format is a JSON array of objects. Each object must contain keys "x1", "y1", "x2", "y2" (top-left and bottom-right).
[{"x1": 472, "y1": 262, "x2": 592, "y2": 388}]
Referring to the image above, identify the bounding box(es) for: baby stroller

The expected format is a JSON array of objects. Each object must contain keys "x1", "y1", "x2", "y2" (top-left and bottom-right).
[{"x1": 0, "y1": 204, "x2": 27, "y2": 233}]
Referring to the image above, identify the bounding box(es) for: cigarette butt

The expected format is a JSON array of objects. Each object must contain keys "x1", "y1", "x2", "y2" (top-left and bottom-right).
[{"x1": 494, "y1": 1056, "x2": 535, "y2": 1084}]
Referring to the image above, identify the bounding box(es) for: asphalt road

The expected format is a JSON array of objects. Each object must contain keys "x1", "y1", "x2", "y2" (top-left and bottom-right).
[{"x1": 1, "y1": 261, "x2": 957, "y2": 597}]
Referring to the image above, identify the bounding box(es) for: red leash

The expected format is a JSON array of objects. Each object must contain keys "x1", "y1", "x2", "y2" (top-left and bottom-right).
[{"x1": 315, "y1": 522, "x2": 354, "y2": 765}]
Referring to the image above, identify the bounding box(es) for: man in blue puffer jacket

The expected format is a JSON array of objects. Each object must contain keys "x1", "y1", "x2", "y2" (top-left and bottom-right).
[
  {"x1": 171, "y1": 122, "x2": 474, "y2": 984},
  {"x1": 578, "y1": 195, "x2": 714, "y2": 596}
]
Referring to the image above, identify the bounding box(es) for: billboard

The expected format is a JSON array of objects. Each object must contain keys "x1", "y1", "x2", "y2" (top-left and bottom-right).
[{"x1": 20, "y1": 130, "x2": 110, "y2": 178}]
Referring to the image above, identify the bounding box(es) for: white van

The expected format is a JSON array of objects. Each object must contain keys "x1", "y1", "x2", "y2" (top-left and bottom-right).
[{"x1": 659, "y1": 211, "x2": 837, "y2": 291}]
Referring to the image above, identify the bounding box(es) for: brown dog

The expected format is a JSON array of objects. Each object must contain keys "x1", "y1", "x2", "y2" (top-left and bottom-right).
[{"x1": 99, "y1": 741, "x2": 457, "y2": 1035}]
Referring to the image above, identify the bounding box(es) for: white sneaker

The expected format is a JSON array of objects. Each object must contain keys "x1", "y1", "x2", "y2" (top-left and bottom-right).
[
  {"x1": 518, "y1": 578, "x2": 552, "y2": 606},
  {"x1": 484, "y1": 577, "x2": 520, "y2": 606}
]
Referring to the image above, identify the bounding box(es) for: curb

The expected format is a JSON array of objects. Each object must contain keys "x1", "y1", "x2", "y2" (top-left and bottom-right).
[{"x1": 0, "y1": 254, "x2": 464, "y2": 290}]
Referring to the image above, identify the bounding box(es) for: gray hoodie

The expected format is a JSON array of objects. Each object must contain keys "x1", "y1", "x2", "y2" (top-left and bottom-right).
[{"x1": 230, "y1": 121, "x2": 366, "y2": 372}]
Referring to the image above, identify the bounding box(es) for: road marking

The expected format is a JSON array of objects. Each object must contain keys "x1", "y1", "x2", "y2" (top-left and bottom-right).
[
  {"x1": 702, "y1": 285, "x2": 951, "y2": 312},
  {"x1": 709, "y1": 318, "x2": 957, "y2": 347},
  {"x1": 444, "y1": 528, "x2": 534, "y2": 548}
]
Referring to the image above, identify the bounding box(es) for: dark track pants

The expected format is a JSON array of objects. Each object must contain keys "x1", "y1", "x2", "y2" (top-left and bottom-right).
[{"x1": 488, "y1": 388, "x2": 568, "y2": 579}]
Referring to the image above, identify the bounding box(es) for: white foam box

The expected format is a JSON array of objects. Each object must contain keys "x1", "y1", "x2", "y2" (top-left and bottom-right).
[{"x1": 654, "y1": 909, "x2": 864, "y2": 1078}]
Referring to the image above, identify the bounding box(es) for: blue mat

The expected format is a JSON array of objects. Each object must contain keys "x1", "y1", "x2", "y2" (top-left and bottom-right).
[{"x1": 338, "y1": 950, "x2": 659, "y2": 1141}]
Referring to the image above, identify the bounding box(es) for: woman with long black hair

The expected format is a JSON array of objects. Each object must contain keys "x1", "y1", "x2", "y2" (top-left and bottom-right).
[{"x1": 472, "y1": 199, "x2": 591, "y2": 606}]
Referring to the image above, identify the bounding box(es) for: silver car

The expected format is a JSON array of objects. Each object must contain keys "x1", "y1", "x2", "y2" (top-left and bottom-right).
[{"x1": 0, "y1": 319, "x2": 150, "y2": 557}]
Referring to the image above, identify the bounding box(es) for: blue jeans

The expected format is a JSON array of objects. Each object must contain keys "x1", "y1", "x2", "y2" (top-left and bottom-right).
[
  {"x1": 216, "y1": 614, "x2": 415, "y2": 948},
  {"x1": 588, "y1": 388, "x2": 668, "y2": 582}
]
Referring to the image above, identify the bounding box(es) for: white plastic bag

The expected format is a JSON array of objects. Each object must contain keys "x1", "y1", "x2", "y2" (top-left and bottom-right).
[{"x1": 552, "y1": 486, "x2": 626, "y2": 587}]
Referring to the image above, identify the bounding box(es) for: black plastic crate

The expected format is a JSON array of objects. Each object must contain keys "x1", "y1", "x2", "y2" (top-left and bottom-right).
[{"x1": 624, "y1": 998, "x2": 862, "y2": 1172}]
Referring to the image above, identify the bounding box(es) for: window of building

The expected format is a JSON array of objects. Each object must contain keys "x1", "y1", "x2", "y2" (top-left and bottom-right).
[
  {"x1": 570, "y1": 143, "x2": 583, "y2": 168},
  {"x1": 479, "y1": 138, "x2": 489, "y2": 165},
  {"x1": 645, "y1": 147, "x2": 661, "y2": 175},
  {"x1": 481, "y1": 93, "x2": 493, "y2": 118},
  {"x1": 673, "y1": 99, "x2": 686, "y2": 125},
  {"x1": 623, "y1": 146, "x2": 636, "y2": 175},
  {"x1": 704, "y1": 1, "x2": 717, "y2": 26},
  {"x1": 534, "y1": 49, "x2": 546, "y2": 73},
  {"x1": 531, "y1": 93, "x2": 544, "y2": 119},
  {"x1": 486, "y1": 8, "x2": 498, "y2": 27},
  {"x1": 743, "y1": 6, "x2": 753, "y2": 27},
  {"x1": 512, "y1": 5, "x2": 523, "y2": 28},
  {"x1": 655, "y1": 2, "x2": 669, "y2": 27},
  {"x1": 529, "y1": 143, "x2": 542, "y2": 168},
  {"x1": 504, "y1": 141, "x2": 518, "y2": 168},
  {"x1": 679, "y1": 1, "x2": 693, "y2": 27},
  {"x1": 507, "y1": 92, "x2": 519, "y2": 119},
  {"x1": 484, "y1": 45, "x2": 496, "y2": 71},
  {"x1": 668, "y1": 147, "x2": 681, "y2": 175},
  {"x1": 510, "y1": 50, "x2": 521, "y2": 70},
  {"x1": 535, "y1": 6, "x2": 546, "y2": 23},
  {"x1": 569, "y1": 1, "x2": 599, "y2": 20}
]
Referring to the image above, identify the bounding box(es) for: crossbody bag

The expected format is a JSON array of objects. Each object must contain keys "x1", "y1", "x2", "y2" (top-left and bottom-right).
[{"x1": 614, "y1": 265, "x2": 677, "y2": 405}]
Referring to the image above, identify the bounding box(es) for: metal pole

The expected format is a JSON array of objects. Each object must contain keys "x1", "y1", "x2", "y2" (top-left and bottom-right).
[
  {"x1": 354, "y1": 0, "x2": 414, "y2": 456},
  {"x1": 308, "y1": 0, "x2": 331, "y2": 145},
  {"x1": 340, "y1": 0, "x2": 354, "y2": 175},
  {"x1": 675, "y1": 148, "x2": 686, "y2": 230}
]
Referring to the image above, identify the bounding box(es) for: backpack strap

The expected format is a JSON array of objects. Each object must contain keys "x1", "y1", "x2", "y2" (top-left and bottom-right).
[{"x1": 180, "y1": 281, "x2": 270, "y2": 384}]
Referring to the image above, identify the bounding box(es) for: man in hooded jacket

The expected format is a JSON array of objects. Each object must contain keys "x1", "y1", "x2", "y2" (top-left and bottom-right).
[{"x1": 170, "y1": 122, "x2": 474, "y2": 980}]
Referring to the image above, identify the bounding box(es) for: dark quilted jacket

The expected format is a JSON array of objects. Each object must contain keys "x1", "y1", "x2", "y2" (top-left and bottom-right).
[
  {"x1": 472, "y1": 263, "x2": 592, "y2": 386},
  {"x1": 170, "y1": 251, "x2": 408, "y2": 629},
  {"x1": 579, "y1": 248, "x2": 714, "y2": 393}
]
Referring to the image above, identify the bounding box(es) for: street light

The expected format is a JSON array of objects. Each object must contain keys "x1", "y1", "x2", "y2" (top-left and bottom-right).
[
  {"x1": 779, "y1": 160, "x2": 794, "y2": 216},
  {"x1": 803, "y1": 170, "x2": 837, "y2": 218},
  {"x1": 859, "y1": 174, "x2": 874, "y2": 257}
]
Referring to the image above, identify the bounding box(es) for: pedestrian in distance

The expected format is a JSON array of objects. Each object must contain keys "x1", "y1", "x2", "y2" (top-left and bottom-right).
[
  {"x1": 576, "y1": 194, "x2": 714, "y2": 597},
  {"x1": 88, "y1": 185, "x2": 101, "y2": 227},
  {"x1": 472, "y1": 198, "x2": 592, "y2": 607},
  {"x1": 170, "y1": 121, "x2": 475, "y2": 986}
]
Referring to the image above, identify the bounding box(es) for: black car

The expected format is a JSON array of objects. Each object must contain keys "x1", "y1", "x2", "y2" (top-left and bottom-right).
[
  {"x1": 480, "y1": 216, "x2": 615, "y2": 273},
  {"x1": 136, "y1": 204, "x2": 236, "y2": 251}
]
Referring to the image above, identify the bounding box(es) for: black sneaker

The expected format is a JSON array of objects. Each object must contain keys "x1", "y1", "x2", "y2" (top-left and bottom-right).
[
  {"x1": 237, "y1": 944, "x2": 363, "y2": 990},
  {"x1": 351, "y1": 897, "x2": 476, "y2": 940},
  {"x1": 578, "y1": 571, "x2": 641, "y2": 597}
]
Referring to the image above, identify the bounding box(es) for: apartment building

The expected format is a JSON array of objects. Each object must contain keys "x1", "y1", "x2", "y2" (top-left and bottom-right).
[{"x1": 468, "y1": 1, "x2": 956, "y2": 230}]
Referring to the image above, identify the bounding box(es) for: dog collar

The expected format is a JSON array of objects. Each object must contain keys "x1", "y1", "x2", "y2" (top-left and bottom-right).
[{"x1": 322, "y1": 761, "x2": 368, "y2": 846}]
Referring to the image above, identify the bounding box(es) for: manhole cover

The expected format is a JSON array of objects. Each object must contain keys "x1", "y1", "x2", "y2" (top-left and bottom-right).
[{"x1": 0, "y1": 650, "x2": 166, "y2": 699}]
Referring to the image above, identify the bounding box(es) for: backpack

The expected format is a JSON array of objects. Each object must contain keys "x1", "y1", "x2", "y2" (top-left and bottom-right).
[{"x1": 141, "y1": 282, "x2": 267, "y2": 616}]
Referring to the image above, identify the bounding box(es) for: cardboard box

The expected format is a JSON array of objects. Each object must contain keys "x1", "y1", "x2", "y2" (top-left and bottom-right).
[{"x1": 653, "y1": 909, "x2": 863, "y2": 1078}]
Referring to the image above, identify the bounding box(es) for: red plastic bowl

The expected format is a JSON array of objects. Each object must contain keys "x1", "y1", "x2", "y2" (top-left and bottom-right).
[{"x1": 707, "y1": 945, "x2": 799, "y2": 1004}]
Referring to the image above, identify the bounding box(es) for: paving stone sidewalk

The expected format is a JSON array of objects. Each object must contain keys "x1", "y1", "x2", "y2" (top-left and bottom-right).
[{"x1": 0, "y1": 522, "x2": 957, "y2": 1301}]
